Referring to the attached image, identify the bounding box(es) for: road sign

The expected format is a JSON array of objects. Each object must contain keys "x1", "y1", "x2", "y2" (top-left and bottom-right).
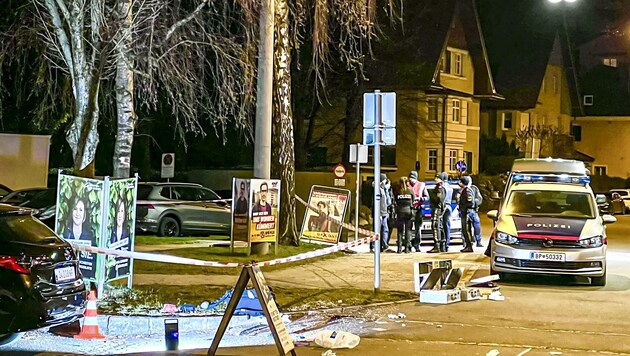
[
  {"x1": 363, "y1": 127, "x2": 396, "y2": 146},
  {"x1": 456, "y1": 160, "x2": 467, "y2": 173},
  {"x1": 161, "y1": 153, "x2": 175, "y2": 179},
  {"x1": 333, "y1": 164, "x2": 347, "y2": 178},
  {"x1": 349, "y1": 144, "x2": 368, "y2": 164},
  {"x1": 363, "y1": 92, "x2": 396, "y2": 128}
]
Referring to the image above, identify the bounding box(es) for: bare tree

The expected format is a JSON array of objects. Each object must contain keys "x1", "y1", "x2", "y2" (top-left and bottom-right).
[{"x1": 515, "y1": 124, "x2": 566, "y2": 157}]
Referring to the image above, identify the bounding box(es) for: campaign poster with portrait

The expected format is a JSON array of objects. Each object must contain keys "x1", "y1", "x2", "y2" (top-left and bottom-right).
[
  {"x1": 300, "y1": 185, "x2": 351, "y2": 244},
  {"x1": 231, "y1": 178, "x2": 251, "y2": 244},
  {"x1": 105, "y1": 177, "x2": 137, "y2": 282},
  {"x1": 249, "y1": 179, "x2": 280, "y2": 243},
  {"x1": 55, "y1": 174, "x2": 105, "y2": 281}
]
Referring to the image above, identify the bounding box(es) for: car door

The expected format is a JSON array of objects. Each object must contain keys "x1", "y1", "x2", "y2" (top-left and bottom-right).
[
  {"x1": 170, "y1": 186, "x2": 209, "y2": 231},
  {"x1": 195, "y1": 187, "x2": 231, "y2": 232}
]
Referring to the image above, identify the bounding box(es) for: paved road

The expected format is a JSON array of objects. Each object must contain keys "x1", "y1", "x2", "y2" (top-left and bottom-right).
[{"x1": 4, "y1": 215, "x2": 630, "y2": 355}]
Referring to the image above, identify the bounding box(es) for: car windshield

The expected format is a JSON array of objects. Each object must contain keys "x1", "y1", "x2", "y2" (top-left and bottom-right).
[
  {"x1": 0, "y1": 189, "x2": 46, "y2": 205},
  {"x1": 505, "y1": 190, "x2": 595, "y2": 218},
  {"x1": 18, "y1": 189, "x2": 57, "y2": 209},
  {"x1": 0, "y1": 215, "x2": 56, "y2": 243}
]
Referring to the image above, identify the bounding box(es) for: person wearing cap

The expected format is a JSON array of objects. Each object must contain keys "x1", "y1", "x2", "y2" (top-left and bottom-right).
[
  {"x1": 458, "y1": 176, "x2": 475, "y2": 253},
  {"x1": 392, "y1": 177, "x2": 414, "y2": 253},
  {"x1": 408, "y1": 170, "x2": 429, "y2": 252},
  {"x1": 428, "y1": 172, "x2": 449, "y2": 253}
]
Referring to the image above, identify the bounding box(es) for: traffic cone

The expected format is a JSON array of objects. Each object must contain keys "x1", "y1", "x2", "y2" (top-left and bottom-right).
[{"x1": 74, "y1": 290, "x2": 105, "y2": 339}]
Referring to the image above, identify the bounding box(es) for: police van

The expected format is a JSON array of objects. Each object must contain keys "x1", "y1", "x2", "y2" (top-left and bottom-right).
[{"x1": 487, "y1": 158, "x2": 615, "y2": 286}]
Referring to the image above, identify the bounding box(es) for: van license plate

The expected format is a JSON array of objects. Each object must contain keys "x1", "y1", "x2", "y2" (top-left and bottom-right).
[
  {"x1": 530, "y1": 252, "x2": 565, "y2": 262},
  {"x1": 54, "y1": 266, "x2": 76, "y2": 283}
]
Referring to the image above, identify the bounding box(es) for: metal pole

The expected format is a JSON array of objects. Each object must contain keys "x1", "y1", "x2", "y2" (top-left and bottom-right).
[
  {"x1": 374, "y1": 90, "x2": 382, "y2": 292},
  {"x1": 355, "y1": 153, "x2": 360, "y2": 241},
  {"x1": 253, "y1": 0, "x2": 274, "y2": 179}
]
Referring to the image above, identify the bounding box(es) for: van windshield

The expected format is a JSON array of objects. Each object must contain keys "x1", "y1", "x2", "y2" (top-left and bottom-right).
[{"x1": 505, "y1": 191, "x2": 594, "y2": 219}]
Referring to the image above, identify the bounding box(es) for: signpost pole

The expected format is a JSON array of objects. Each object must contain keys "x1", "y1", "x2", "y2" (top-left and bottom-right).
[
  {"x1": 355, "y1": 150, "x2": 360, "y2": 241},
  {"x1": 373, "y1": 90, "x2": 382, "y2": 293}
]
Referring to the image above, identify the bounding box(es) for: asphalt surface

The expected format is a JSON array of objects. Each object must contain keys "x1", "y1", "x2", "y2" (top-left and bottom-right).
[{"x1": 3, "y1": 215, "x2": 630, "y2": 355}]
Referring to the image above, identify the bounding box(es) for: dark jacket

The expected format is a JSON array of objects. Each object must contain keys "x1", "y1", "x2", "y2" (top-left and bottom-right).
[
  {"x1": 430, "y1": 183, "x2": 448, "y2": 212},
  {"x1": 458, "y1": 186, "x2": 474, "y2": 213},
  {"x1": 394, "y1": 186, "x2": 415, "y2": 220}
]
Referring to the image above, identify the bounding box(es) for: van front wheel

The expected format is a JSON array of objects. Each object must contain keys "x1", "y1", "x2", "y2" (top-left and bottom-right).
[{"x1": 591, "y1": 270, "x2": 606, "y2": 287}]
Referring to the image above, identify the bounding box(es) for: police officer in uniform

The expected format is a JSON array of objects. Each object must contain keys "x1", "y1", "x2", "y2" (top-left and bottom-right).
[
  {"x1": 428, "y1": 173, "x2": 448, "y2": 253},
  {"x1": 439, "y1": 172, "x2": 453, "y2": 250},
  {"x1": 393, "y1": 177, "x2": 415, "y2": 253}
]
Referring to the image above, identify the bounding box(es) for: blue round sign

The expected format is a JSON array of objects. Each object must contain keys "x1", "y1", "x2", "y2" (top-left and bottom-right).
[{"x1": 456, "y1": 160, "x2": 467, "y2": 173}]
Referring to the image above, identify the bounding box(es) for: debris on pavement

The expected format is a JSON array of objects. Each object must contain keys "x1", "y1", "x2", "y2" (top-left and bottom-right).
[
  {"x1": 486, "y1": 349, "x2": 500, "y2": 356},
  {"x1": 387, "y1": 313, "x2": 406, "y2": 319},
  {"x1": 322, "y1": 350, "x2": 337, "y2": 356},
  {"x1": 516, "y1": 348, "x2": 532, "y2": 356},
  {"x1": 313, "y1": 330, "x2": 361, "y2": 349}
]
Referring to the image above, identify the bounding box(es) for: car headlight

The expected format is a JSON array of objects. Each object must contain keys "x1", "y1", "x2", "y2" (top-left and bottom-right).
[
  {"x1": 579, "y1": 236, "x2": 604, "y2": 248},
  {"x1": 496, "y1": 231, "x2": 518, "y2": 245}
]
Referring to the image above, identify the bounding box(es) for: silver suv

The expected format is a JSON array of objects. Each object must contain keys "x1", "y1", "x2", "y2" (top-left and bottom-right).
[{"x1": 136, "y1": 182, "x2": 231, "y2": 237}]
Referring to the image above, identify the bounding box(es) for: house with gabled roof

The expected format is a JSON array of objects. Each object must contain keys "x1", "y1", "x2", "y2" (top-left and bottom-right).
[
  {"x1": 573, "y1": 18, "x2": 630, "y2": 178},
  {"x1": 478, "y1": 3, "x2": 586, "y2": 167},
  {"x1": 311, "y1": 0, "x2": 502, "y2": 180}
]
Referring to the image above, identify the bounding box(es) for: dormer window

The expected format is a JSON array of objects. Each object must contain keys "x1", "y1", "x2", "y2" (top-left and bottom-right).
[
  {"x1": 603, "y1": 58, "x2": 617, "y2": 67},
  {"x1": 441, "y1": 48, "x2": 466, "y2": 77},
  {"x1": 583, "y1": 95, "x2": 594, "y2": 106}
]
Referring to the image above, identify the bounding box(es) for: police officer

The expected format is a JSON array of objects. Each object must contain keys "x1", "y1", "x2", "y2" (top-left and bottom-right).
[
  {"x1": 428, "y1": 173, "x2": 448, "y2": 253},
  {"x1": 393, "y1": 177, "x2": 415, "y2": 253},
  {"x1": 458, "y1": 176, "x2": 475, "y2": 253},
  {"x1": 408, "y1": 170, "x2": 428, "y2": 252}
]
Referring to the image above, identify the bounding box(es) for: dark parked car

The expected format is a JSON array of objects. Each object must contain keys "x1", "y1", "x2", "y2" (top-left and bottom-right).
[
  {"x1": 0, "y1": 204, "x2": 87, "y2": 345},
  {"x1": 0, "y1": 188, "x2": 57, "y2": 229},
  {"x1": 0, "y1": 184, "x2": 11, "y2": 199},
  {"x1": 136, "y1": 182, "x2": 231, "y2": 237}
]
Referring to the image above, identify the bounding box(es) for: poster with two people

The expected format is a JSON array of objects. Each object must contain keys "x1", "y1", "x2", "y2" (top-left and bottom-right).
[
  {"x1": 231, "y1": 178, "x2": 280, "y2": 253},
  {"x1": 55, "y1": 174, "x2": 138, "y2": 284},
  {"x1": 300, "y1": 185, "x2": 351, "y2": 244}
]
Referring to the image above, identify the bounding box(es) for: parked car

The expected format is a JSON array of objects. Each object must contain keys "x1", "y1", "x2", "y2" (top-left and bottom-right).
[
  {"x1": 0, "y1": 188, "x2": 57, "y2": 229},
  {"x1": 596, "y1": 192, "x2": 625, "y2": 215},
  {"x1": 135, "y1": 182, "x2": 231, "y2": 237},
  {"x1": 0, "y1": 184, "x2": 11, "y2": 199},
  {"x1": 0, "y1": 187, "x2": 48, "y2": 206},
  {"x1": 609, "y1": 189, "x2": 630, "y2": 213},
  {"x1": 0, "y1": 204, "x2": 87, "y2": 345},
  {"x1": 418, "y1": 180, "x2": 463, "y2": 242}
]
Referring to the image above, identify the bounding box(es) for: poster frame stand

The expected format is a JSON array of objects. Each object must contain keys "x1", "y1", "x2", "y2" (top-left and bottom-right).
[{"x1": 207, "y1": 264, "x2": 296, "y2": 356}]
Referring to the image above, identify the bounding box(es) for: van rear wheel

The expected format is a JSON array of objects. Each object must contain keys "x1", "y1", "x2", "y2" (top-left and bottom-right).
[{"x1": 0, "y1": 333, "x2": 23, "y2": 346}]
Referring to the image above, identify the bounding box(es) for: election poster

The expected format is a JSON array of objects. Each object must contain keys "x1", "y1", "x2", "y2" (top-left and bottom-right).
[
  {"x1": 231, "y1": 178, "x2": 251, "y2": 245},
  {"x1": 249, "y1": 179, "x2": 280, "y2": 243},
  {"x1": 105, "y1": 177, "x2": 138, "y2": 282},
  {"x1": 55, "y1": 174, "x2": 105, "y2": 281},
  {"x1": 300, "y1": 185, "x2": 351, "y2": 244}
]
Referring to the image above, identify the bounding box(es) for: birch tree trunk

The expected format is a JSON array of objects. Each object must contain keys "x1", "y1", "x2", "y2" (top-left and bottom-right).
[
  {"x1": 113, "y1": 0, "x2": 136, "y2": 178},
  {"x1": 271, "y1": 0, "x2": 299, "y2": 245},
  {"x1": 42, "y1": 0, "x2": 102, "y2": 172}
]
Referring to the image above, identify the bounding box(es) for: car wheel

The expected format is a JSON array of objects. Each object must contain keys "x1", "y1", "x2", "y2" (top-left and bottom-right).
[
  {"x1": 0, "y1": 333, "x2": 22, "y2": 346},
  {"x1": 591, "y1": 270, "x2": 606, "y2": 287},
  {"x1": 158, "y1": 217, "x2": 180, "y2": 237}
]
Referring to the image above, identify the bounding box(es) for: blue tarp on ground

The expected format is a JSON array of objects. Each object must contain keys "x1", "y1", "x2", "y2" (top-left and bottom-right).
[{"x1": 204, "y1": 288, "x2": 265, "y2": 317}]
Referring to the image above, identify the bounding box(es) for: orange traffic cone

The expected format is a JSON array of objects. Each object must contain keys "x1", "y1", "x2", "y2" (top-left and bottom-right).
[{"x1": 74, "y1": 290, "x2": 105, "y2": 339}]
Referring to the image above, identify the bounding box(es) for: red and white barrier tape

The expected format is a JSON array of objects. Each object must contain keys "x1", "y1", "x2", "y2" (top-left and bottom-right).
[
  {"x1": 69, "y1": 193, "x2": 379, "y2": 268},
  {"x1": 71, "y1": 244, "x2": 241, "y2": 268}
]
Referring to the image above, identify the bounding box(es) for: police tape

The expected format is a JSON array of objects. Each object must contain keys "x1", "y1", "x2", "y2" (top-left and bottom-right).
[
  {"x1": 68, "y1": 194, "x2": 379, "y2": 269},
  {"x1": 70, "y1": 243, "x2": 241, "y2": 268}
]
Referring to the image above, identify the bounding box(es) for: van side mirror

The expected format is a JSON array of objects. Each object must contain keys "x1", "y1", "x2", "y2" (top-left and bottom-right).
[
  {"x1": 602, "y1": 214, "x2": 616, "y2": 225},
  {"x1": 595, "y1": 194, "x2": 607, "y2": 205},
  {"x1": 487, "y1": 210, "x2": 498, "y2": 221},
  {"x1": 490, "y1": 191, "x2": 502, "y2": 200}
]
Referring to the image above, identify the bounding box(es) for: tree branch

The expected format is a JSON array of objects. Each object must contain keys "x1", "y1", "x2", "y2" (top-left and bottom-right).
[{"x1": 164, "y1": 0, "x2": 209, "y2": 42}]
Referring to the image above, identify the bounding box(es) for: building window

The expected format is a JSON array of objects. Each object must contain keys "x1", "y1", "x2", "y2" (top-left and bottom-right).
[
  {"x1": 594, "y1": 166, "x2": 607, "y2": 176},
  {"x1": 452, "y1": 99, "x2": 461, "y2": 123},
  {"x1": 449, "y1": 150, "x2": 458, "y2": 171},
  {"x1": 428, "y1": 149, "x2": 438, "y2": 171},
  {"x1": 454, "y1": 53, "x2": 463, "y2": 76},
  {"x1": 584, "y1": 95, "x2": 594, "y2": 106},
  {"x1": 572, "y1": 125, "x2": 582, "y2": 142},
  {"x1": 603, "y1": 58, "x2": 617, "y2": 67},
  {"x1": 428, "y1": 100, "x2": 438, "y2": 122},
  {"x1": 464, "y1": 151, "x2": 473, "y2": 173},
  {"x1": 441, "y1": 51, "x2": 451, "y2": 73},
  {"x1": 502, "y1": 112, "x2": 513, "y2": 130},
  {"x1": 462, "y1": 101, "x2": 469, "y2": 125}
]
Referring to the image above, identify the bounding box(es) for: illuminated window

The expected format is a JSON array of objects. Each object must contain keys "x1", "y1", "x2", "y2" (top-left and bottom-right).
[
  {"x1": 454, "y1": 53, "x2": 463, "y2": 76},
  {"x1": 449, "y1": 150, "x2": 458, "y2": 171},
  {"x1": 428, "y1": 149, "x2": 438, "y2": 171},
  {"x1": 502, "y1": 112, "x2": 513, "y2": 130},
  {"x1": 603, "y1": 58, "x2": 617, "y2": 67},
  {"x1": 452, "y1": 99, "x2": 461, "y2": 123}
]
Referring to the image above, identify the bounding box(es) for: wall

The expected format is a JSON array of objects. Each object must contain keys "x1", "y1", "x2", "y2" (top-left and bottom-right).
[
  {"x1": 574, "y1": 117, "x2": 630, "y2": 178},
  {"x1": 0, "y1": 133, "x2": 50, "y2": 190}
]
